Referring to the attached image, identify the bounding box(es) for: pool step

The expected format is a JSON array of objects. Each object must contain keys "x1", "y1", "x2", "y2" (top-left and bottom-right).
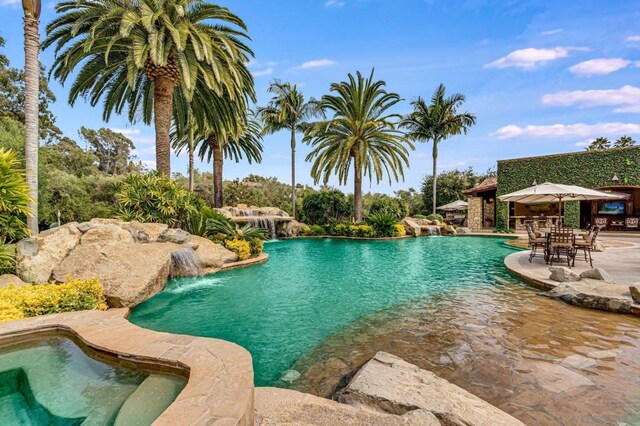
[{"x1": 114, "y1": 374, "x2": 185, "y2": 426}]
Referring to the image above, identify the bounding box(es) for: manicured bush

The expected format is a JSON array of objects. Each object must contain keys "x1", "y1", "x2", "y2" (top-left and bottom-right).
[
  {"x1": 301, "y1": 190, "x2": 352, "y2": 225},
  {"x1": 309, "y1": 225, "x2": 326, "y2": 236},
  {"x1": 412, "y1": 214, "x2": 426, "y2": 219},
  {"x1": 299, "y1": 225, "x2": 311, "y2": 236},
  {"x1": 0, "y1": 278, "x2": 108, "y2": 323},
  {"x1": 248, "y1": 238, "x2": 264, "y2": 257},
  {"x1": 348, "y1": 224, "x2": 376, "y2": 238},
  {"x1": 366, "y1": 212, "x2": 398, "y2": 237},
  {"x1": 224, "y1": 238, "x2": 252, "y2": 261},
  {"x1": 331, "y1": 223, "x2": 350, "y2": 236},
  {"x1": 426, "y1": 213, "x2": 444, "y2": 223},
  {"x1": 368, "y1": 195, "x2": 409, "y2": 219},
  {"x1": 393, "y1": 224, "x2": 406, "y2": 237}
]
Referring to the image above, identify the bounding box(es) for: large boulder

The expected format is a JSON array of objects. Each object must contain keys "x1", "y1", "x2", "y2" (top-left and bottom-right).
[
  {"x1": 544, "y1": 280, "x2": 633, "y2": 313},
  {"x1": 0, "y1": 274, "x2": 29, "y2": 288},
  {"x1": 630, "y1": 285, "x2": 640, "y2": 304},
  {"x1": 579, "y1": 268, "x2": 612, "y2": 282},
  {"x1": 158, "y1": 228, "x2": 191, "y2": 245},
  {"x1": 52, "y1": 242, "x2": 184, "y2": 307},
  {"x1": 16, "y1": 223, "x2": 82, "y2": 283},
  {"x1": 127, "y1": 221, "x2": 169, "y2": 243},
  {"x1": 81, "y1": 224, "x2": 134, "y2": 246},
  {"x1": 280, "y1": 220, "x2": 303, "y2": 238},
  {"x1": 190, "y1": 236, "x2": 237, "y2": 269},
  {"x1": 456, "y1": 227, "x2": 472, "y2": 234},
  {"x1": 548, "y1": 266, "x2": 580, "y2": 283},
  {"x1": 337, "y1": 351, "x2": 524, "y2": 426},
  {"x1": 401, "y1": 218, "x2": 421, "y2": 237},
  {"x1": 441, "y1": 225, "x2": 457, "y2": 236}
]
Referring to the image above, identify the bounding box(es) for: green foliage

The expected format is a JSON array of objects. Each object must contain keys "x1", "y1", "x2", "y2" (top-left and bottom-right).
[
  {"x1": 586, "y1": 136, "x2": 636, "y2": 151},
  {"x1": 421, "y1": 167, "x2": 486, "y2": 214},
  {"x1": 301, "y1": 189, "x2": 352, "y2": 225},
  {"x1": 496, "y1": 146, "x2": 640, "y2": 229},
  {"x1": 78, "y1": 127, "x2": 137, "y2": 175},
  {"x1": 0, "y1": 148, "x2": 31, "y2": 241},
  {"x1": 367, "y1": 194, "x2": 409, "y2": 219},
  {"x1": 206, "y1": 218, "x2": 267, "y2": 240},
  {"x1": 366, "y1": 211, "x2": 398, "y2": 237},
  {"x1": 306, "y1": 225, "x2": 326, "y2": 236},
  {"x1": 224, "y1": 238, "x2": 252, "y2": 261},
  {"x1": 394, "y1": 188, "x2": 423, "y2": 216},
  {"x1": 248, "y1": 238, "x2": 264, "y2": 257},
  {"x1": 348, "y1": 224, "x2": 376, "y2": 238},
  {"x1": 493, "y1": 227, "x2": 516, "y2": 234},
  {"x1": 393, "y1": 224, "x2": 406, "y2": 237},
  {"x1": 114, "y1": 173, "x2": 199, "y2": 228},
  {"x1": 183, "y1": 206, "x2": 230, "y2": 238},
  {"x1": 0, "y1": 241, "x2": 15, "y2": 275},
  {"x1": 413, "y1": 214, "x2": 427, "y2": 219},
  {"x1": 0, "y1": 278, "x2": 108, "y2": 323},
  {"x1": 426, "y1": 213, "x2": 444, "y2": 222}
]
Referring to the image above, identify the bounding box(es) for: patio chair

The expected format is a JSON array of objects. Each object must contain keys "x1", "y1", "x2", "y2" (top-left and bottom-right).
[
  {"x1": 626, "y1": 217, "x2": 639, "y2": 230},
  {"x1": 548, "y1": 227, "x2": 575, "y2": 268},
  {"x1": 525, "y1": 223, "x2": 547, "y2": 263},
  {"x1": 573, "y1": 227, "x2": 599, "y2": 268}
]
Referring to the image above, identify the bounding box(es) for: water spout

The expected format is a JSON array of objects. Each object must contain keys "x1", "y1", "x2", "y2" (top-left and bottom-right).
[{"x1": 170, "y1": 248, "x2": 202, "y2": 278}]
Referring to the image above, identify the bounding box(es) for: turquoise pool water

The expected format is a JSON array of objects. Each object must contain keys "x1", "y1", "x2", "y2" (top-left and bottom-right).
[
  {"x1": 131, "y1": 237, "x2": 517, "y2": 386},
  {"x1": 0, "y1": 337, "x2": 185, "y2": 425}
]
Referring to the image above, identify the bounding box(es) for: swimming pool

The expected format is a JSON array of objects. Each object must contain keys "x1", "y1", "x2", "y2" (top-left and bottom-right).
[{"x1": 130, "y1": 237, "x2": 517, "y2": 386}]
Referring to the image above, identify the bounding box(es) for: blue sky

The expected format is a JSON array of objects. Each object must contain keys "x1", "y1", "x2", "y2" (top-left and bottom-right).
[{"x1": 1, "y1": 0, "x2": 639, "y2": 194}]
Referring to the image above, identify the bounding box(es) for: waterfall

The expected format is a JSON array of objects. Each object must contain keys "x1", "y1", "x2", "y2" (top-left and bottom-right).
[
  {"x1": 239, "y1": 209, "x2": 255, "y2": 217},
  {"x1": 251, "y1": 217, "x2": 276, "y2": 240},
  {"x1": 170, "y1": 248, "x2": 202, "y2": 278},
  {"x1": 423, "y1": 226, "x2": 442, "y2": 236}
]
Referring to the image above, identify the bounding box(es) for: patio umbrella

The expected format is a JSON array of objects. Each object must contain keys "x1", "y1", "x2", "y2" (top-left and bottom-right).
[
  {"x1": 498, "y1": 182, "x2": 627, "y2": 225},
  {"x1": 437, "y1": 200, "x2": 469, "y2": 211}
]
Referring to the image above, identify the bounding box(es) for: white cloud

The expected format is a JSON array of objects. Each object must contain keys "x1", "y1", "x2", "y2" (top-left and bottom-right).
[
  {"x1": 491, "y1": 122, "x2": 640, "y2": 140},
  {"x1": 541, "y1": 85, "x2": 640, "y2": 113},
  {"x1": 294, "y1": 59, "x2": 335, "y2": 70},
  {"x1": 540, "y1": 29, "x2": 563, "y2": 36},
  {"x1": 325, "y1": 0, "x2": 344, "y2": 7},
  {"x1": 626, "y1": 35, "x2": 640, "y2": 43},
  {"x1": 251, "y1": 68, "x2": 273, "y2": 77},
  {"x1": 485, "y1": 47, "x2": 586, "y2": 70},
  {"x1": 109, "y1": 128, "x2": 155, "y2": 145},
  {"x1": 569, "y1": 58, "x2": 631, "y2": 76}
]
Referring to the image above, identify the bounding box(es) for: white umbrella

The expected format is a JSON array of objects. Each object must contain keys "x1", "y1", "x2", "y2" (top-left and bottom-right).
[
  {"x1": 498, "y1": 182, "x2": 627, "y2": 225},
  {"x1": 437, "y1": 200, "x2": 469, "y2": 211}
]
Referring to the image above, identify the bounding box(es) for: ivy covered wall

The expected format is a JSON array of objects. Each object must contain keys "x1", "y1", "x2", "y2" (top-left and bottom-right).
[{"x1": 496, "y1": 146, "x2": 640, "y2": 229}]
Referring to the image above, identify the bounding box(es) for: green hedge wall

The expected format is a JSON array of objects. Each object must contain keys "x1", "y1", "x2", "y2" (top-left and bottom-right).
[{"x1": 496, "y1": 146, "x2": 640, "y2": 229}]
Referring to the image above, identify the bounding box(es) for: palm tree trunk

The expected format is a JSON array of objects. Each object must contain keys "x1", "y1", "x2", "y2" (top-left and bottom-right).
[
  {"x1": 432, "y1": 140, "x2": 439, "y2": 215},
  {"x1": 354, "y1": 163, "x2": 363, "y2": 222},
  {"x1": 209, "y1": 135, "x2": 224, "y2": 208},
  {"x1": 23, "y1": 11, "x2": 39, "y2": 234},
  {"x1": 290, "y1": 127, "x2": 296, "y2": 219},
  {"x1": 188, "y1": 147, "x2": 194, "y2": 192},
  {"x1": 153, "y1": 76, "x2": 174, "y2": 176}
]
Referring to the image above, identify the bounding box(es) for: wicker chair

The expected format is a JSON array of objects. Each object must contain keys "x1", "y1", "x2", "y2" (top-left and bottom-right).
[
  {"x1": 526, "y1": 223, "x2": 547, "y2": 263},
  {"x1": 548, "y1": 227, "x2": 575, "y2": 267},
  {"x1": 573, "y1": 227, "x2": 599, "y2": 268}
]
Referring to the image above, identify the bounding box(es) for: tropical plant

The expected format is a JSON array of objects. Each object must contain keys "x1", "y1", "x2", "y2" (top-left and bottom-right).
[
  {"x1": 199, "y1": 112, "x2": 263, "y2": 207},
  {"x1": 420, "y1": 167, "x2": 485, "y2": 213},
  {"x1": 392, "y1": 223, "x2": 406, "y2": 237},
  {"x1": 113, "y1": 172, "x2": 198, "y2": 227},
  {"x1": 305, "y1": 70, "x2": 413, "y2": 221},
  {"x1": 586, "y1": 137, "x2": 611, "y2": 151},
  {"x1": 368, "y1": 194, "x2": 409, "y2": 219},
  {"x1": 44, "y1": 0, "x2": 254, "y2": 176},
  {"x1": 223, "y1": 238, "x2": 251, "y2": 261},
  {"x1": 248, "y1": 237, "x2": 263, "y2": 257},
  {"x1": 0, "y1": 241, "x2": 15, "y2": 275},
  {"x1": 183, "y1": 206, "x2": 229, "y2": 237},
  {"x1": 257, "y1": 81, "x2": 320, "y2": 219},
  {"x1": 206, "y1": 218, "x2": 267, "y2": 240},
  {"x1": 0, "y1": 148, "x2": 32, "y2": 241},
  {"x1": 22, "y1": 0, "x2": 41, "y2": 234},
  {"x1": 402, "y1": 84, "x2": 476, "y2": 214},
  {"x1": 614, "y1": 135, "x2": 636, "y2": 148},
  {"x1": 366, "y1": 211, "x2": 398, "y2": 237},
  {"x1": 300, "y1": 189, "x2": 352, "y2": 225}
]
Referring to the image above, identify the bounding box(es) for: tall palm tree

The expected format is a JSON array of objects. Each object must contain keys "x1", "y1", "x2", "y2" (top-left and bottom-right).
[
  {"x1": 257, "y1": 81, "x2": 319, "y2": 218},
  {"x1": 614, "y1": 135, "x2": 635, "y2": 148},
  {"x1": 43, "y1": 0, "x2": 254, "y2": 176},
  {"x1": 199, "y1": 112, "x2": 263, "y2": 207},
  {"x1": 22, "y1": 0, "x2": 40, "y2": 234},
  {"x1": 171, "y1": 114, "x2": 198, "y2": 192},
  {"x1": 304, "y1": 70, "x2": 413, "y2": 222},
  {"x1": 402, "y1": 84, "x2": 476, "y2": 214}
]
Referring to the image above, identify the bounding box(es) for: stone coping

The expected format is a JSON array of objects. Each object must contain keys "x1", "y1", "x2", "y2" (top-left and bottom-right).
[
  {"x1": 221, "y1": 253, "x2": 269, "y2": 272},
  {"x1": 283, "y1": 235, "x2": 414, "y2": 241},
  {"x1": 0, "y1": 309, "x2": 255, "y2": 425},
  {"x1": 504, "y1": 250, "x2": 640, "y2": 316}
]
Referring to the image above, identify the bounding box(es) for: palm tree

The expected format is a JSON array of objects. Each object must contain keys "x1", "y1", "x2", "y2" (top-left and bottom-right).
[
  {"x1": 22, "y1": 0, "x2": 40, "y2": 234},
  {"x1": 402, "y1": 84, "x2": 476, "y2": 214},
  {"x1": 257, "y1": 81, "x2": 319, "y2": 219},
  {"x1": 43, "y1": 0, "x2": 254, "y2": 176},
  {"x1": 199, "y1": 112, "x2": 263, "y2": 207},
  {"x1": 171, "y1": 114, "x2": 198, "y2": 192},
  {"x1": 304, "y1": 70, "x2": 413, "y2": 222},
  {"x1": 614, "y1": 135, "x2": 636, "y2": 148},
  {"x1": 586, "y1": 137, "x2": 611, "y2": 151}
]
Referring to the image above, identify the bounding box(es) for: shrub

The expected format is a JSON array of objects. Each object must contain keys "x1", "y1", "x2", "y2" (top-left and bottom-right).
[
  {"x1": 413, "y1": 214, "x2": 426, "y2": 219},
  {"x1": 224, "y1": 238, "x2": 251, "y2": 261},
  {"x1": 114, "y1": 172, "x2": 199, "y2": 228},
  {"x1": 348, "y1": 224, "x2": 377, "y2": 238},
  {"x1": 299, "y1": 225, "x2": 311, "y2": 236},
  {"x1": 309, "y1": 225, "x2": 326, "y2": 236},
  {"x1": 330, "y1": 223, "x2": 350, "y2": 236},
  {"x1": 301, "y1": 190, "x2": 352, "y2": 225},
  {"x1": 426, "y1": 213, "x2": 444, "y2": 223},
  {"x1": 368, "y1": 195, "x2": 409, "y2": 219},
  {"x1": 0, "y1": 278, "x2": 108, "y2": 323},
  {"x1": 185, "y1": 207, "x2": 230, "y2": 238},
  {"x1": 206, "y1": 218, "x2": 267, "y2": 240},
  {"x1": 366, "y1": 212, "x2": 398, "y2": 237},
  {"x1": 248, "y1": 238, "x2": 264, "y2": 257},
  {"x1": 0, "y1": 148, "x2": 31, "y2": 242},
  {"x1": 393, "y1": 224, "x2": 406, "y2": 237},
  {"x1": 0, "y1": 241, "x2": 15, "y2": 275}
]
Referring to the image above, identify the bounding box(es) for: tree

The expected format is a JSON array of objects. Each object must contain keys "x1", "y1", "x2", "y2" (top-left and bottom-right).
[
  {"x1": 614, "y1": 135, "x2": 636, "y2": 148},
  {"x1": 304, "y1": 70, "x2": 413, "y2": 221},
  {"x1": 171, "y1": 115, "x2": 198, "y2": 192},
  {"x1": 420, "y1": 167, "x2": 485, "y2": 212},
  {"x1": 394, "y1": 188, "x2": 423, "y2": 216},
  {"x1": 78, "y1": 127, "x2": 136, "y2": 175},
  {"x1": 586, "y1": 137, "x2": 611, "y2": 151},
  {"x1": 199, "y1": 113, "x2": 263, "y2": 207},
  {"x1": 402, "y1": 84, "x2": 476, "y2": 214},
  {"x1": 22, "y1": 0, "x2": 41, "y2": 234},
  {"x1": 44, "y1": 0, "x2": 254, "y2": 176},
  {"x1": 257, "y1": 81, "x2": 319, "y2": 219}
]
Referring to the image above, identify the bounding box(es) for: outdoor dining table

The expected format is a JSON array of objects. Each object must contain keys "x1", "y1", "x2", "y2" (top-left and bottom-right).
[{"x1": 538, "y1": 228, "x2": 581, "y2": 265}]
